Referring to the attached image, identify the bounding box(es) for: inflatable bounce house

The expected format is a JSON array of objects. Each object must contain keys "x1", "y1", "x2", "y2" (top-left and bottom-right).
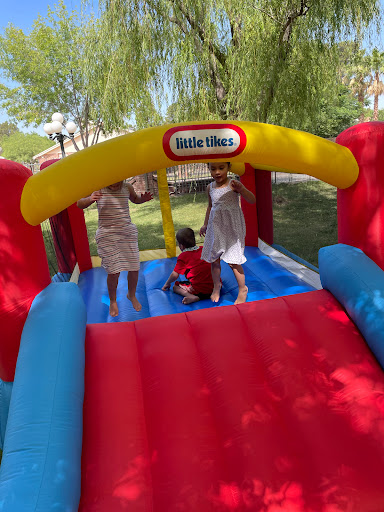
[{"x1": 1, "y1": 120, "x2": 384, "y2": 511}]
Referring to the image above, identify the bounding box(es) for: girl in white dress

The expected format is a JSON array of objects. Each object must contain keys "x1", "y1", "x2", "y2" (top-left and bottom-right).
[{"x1": 200, "y1": 162, "x2": 256, "y2": 304}]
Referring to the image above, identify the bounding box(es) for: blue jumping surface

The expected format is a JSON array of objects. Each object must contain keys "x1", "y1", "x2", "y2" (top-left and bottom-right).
[{"x1": 78, "y1": 246, "x2": 316, "y2": 323}]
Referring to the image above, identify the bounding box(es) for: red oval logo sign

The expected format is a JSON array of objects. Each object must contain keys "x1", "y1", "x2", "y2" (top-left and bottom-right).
[{"x1": 163, "y1": 124, "x2": 247, "y2": 161}]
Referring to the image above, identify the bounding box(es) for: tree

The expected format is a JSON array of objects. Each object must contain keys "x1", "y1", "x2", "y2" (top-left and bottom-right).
[
  {"x1": 363, "y1": 107, "x2": 384, "y2": 122},
  {"x1": 302, "y1": 85, "x2": 362, "y2": 138},
  {"x1": 367, "y1": 48, "x2": 384, "y2": 121},
  {"x1": 96, "y1": 0, "x2": 381, "y2": 129},
  {"x1": 0, "y1": 132, "x2": 54, "y2": 163},
  {"x1": 0, "y1": 121, "x2": 18, "y2": 138},
  {"x1": 345, "y1": 49, "x2": 373, "y2": 122},
  {"x1": 0, "y1": 1, "x2": 141, "y2": 147}
]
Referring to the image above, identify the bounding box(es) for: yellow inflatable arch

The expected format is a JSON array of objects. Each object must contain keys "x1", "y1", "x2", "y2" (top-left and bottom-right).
[{"x1": 21, "y1": 121, "x2": 358, "y2": 226}]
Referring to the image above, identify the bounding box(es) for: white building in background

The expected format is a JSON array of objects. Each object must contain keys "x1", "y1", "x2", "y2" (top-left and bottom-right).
[{"x1": 33, "y1": 127, "x2": 134, "y2": 165}]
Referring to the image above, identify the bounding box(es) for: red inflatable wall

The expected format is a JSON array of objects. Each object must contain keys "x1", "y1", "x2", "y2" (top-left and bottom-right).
[
  {"x1": 0, "y1": 160, "x2": 51, "y2": 381},
  {"x1": 240, "y1": 163, "x2": 258, "y2": 246},
  {"x1": 255, "y1": 169, "x2": 273, "y2": 244},
  {"x1": 67, "y1": 202, "x2": 93, "y2": 273},
  {"x1": 337, "y1": 122, "x2": 384, "y2": 269}
]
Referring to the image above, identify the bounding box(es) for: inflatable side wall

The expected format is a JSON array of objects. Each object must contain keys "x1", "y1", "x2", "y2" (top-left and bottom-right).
[
  {"x1": 337, "y1": 122, "x2": 384, "y2": 270},
  {"x1": 0, "y1": 282, "x2": 86, "y2": 512},
  {"x1": 0, "y1": 160, "x2": 51, "y2": 382},
  {"x1": 319, "y1": 243, "x2": 384, "y2": 368}
]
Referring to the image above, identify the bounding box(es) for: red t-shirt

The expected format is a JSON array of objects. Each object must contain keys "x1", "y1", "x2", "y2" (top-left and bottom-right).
[{"x1": 174, "y1": 246, "x2": 213, "y2": 295}]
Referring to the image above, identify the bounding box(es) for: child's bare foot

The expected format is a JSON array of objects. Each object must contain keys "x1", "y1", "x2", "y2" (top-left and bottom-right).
[
  {"x1": 210, "y1": 285, "x2": 222, "y2": 303},
  {"x1": 182, "y1": 295, "x2": 200, "y2": 305},
  {"x1": 109, "y1": 301, "x2": 119, "y2": 317},
  {"x1": 234, "y1": 286, "x2": 248, "y2": 305},
  {"x1": 127, "y1": 294, "x2": 142, "y2": 311}
]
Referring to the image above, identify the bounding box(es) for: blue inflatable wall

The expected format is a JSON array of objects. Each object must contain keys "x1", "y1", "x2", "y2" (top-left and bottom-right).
[
  {"x1": 0, "y1": 283, "x2": 86, "y2": 511},
  {"x1": 319, "y1": 244, "x2": 384, "y2": 369},
  {"x1": 0, "y1": 380, "x2": 12, "y2": 450}
]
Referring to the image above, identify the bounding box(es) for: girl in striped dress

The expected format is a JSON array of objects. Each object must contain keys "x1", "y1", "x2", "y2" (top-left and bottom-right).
[{"x1": 77, "y1": 181, "x2": 153, "y2": 317}]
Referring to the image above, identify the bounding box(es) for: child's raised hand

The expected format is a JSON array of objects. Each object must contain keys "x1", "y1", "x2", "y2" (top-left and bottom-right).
[
  {"x1": 91, "y1": 190, "x2": 103, "y2": 202},
  {"x1": 141, "y1": 191, "x2": 154, "y2": 203},
  {"x1": 230, "y1": 179, "x2": 243, "y2": 193},
  {"x1": 199, "y1": 225, "x2": 207, "y2": 237}
]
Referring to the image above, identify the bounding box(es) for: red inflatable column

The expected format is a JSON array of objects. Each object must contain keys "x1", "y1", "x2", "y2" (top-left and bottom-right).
[
  {"x1": 40, "y1": 159, "x2": 92, "y2": 274},
  {"x1": 67, "y1": 203, "x2": 92, "y2": 273},
  {"x1": 337, "y1": 122, "x2": 384, "y2": 270},
  {"x1": 240, "y1": 163, "x2": 258, "y2": 247},
  {"x1": 0, "y1": 160, "x2": 51, "y2": 382},
  {"x1": 41, "y1": 159, "x2": 77, "y2": 274},
  {"x1": 255, "y1": 169, "x2": 274, "y2": 245}
]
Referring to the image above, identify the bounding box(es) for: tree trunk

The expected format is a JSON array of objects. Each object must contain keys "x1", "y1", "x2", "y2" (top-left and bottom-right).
[
  {"x1": 358, "y1": 90, "x2": 365, "y2": 122},
  {"x1": 373, "y1": 72, "x2": 380, "y2": 121}
]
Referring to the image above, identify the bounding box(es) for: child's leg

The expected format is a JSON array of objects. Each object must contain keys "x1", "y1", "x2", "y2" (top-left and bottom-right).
[
  {"x1": 211, "y1": 258, "x2": 222, "y2": 303},
  {"x1": 127, "y1": 270, "x2": 142, "y2": 311},
  {"x1": 107, "y1": 272, "x2": 120, "y2": 317},
  {"x1": 229, "y1": 264, "x2": 248, "y2": 304},
  {"x1": 173, "y1": 284, "x2": 200, "y2": 305}
]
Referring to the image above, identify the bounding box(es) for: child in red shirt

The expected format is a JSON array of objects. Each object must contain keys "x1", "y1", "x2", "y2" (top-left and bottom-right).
[{"x1": 162, "y1": 228, "x2": 214, "y2": 304}]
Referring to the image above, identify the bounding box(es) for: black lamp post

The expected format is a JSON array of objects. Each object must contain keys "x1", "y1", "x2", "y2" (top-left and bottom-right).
[{"x1": 43, "y1": 113, "x2": 77, "y2": 158}]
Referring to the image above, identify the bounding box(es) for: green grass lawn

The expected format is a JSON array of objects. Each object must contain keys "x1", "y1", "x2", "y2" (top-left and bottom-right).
[
  {"x1": 83, "y1": 193, "x2": 209, "y2": 255},
  {"x1": 43, "y1": 181, "x2": 337, "y2": 273},
  {"x1": 272, "y1": 181, "x2": 337, "y2": 266}
]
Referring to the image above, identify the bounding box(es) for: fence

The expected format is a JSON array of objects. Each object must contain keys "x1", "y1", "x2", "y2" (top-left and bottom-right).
[{"x1": 28, "y1": 162, "x2": 317, "y2": 195}]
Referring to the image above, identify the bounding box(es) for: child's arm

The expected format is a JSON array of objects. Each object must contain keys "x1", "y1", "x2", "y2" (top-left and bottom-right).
[
  {"x1": 77, "y1": 191, "x2": 102, "y2": 209},
  {"x1": 199, "y1": 185, "x2": 212, "y2": 236},
  {"x1": 162, "y1": 271, "x2": 179, "y2": 291},
  {"x1": 230, "y1": 180, "x2": 256, "y2": 204},
  {"x1": 127, "y1": 183, "x2": 153, "y2": 204}
]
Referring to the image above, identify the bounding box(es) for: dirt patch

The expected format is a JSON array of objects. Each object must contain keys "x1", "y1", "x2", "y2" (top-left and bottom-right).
[{"x1": 273, "y1": 194, "x2": 288, "y2": 205}]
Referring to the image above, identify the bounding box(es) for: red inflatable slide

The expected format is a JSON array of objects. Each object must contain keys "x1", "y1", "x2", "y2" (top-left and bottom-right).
[{"x1": 80, "y1": 289, "x2": 384, "y2": 511}]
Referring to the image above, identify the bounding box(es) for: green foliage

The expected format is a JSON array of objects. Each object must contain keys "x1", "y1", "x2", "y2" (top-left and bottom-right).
[
  {"x1": 0, "y1": 121, "x2": 18, "y2": 137},
  {"x1": 367, "y1": 47, "x2": 384, "y2": 120},
  {"x1": 0, "y1": 2, "x2": 84, "y2": 126},
  {"x1": 302, "y1": 85, "x2": 362, "y2": 138},
  {"x1": 0, "y1": 132, "x2": 53, "y2": 163},
  {"x1": 97, "y1": 0, "x2": 381, "y2": 129},
  {"x1": 362, "y1": 107, "x2": 384, "y2": 121},
  {"x1": 344, "y1": 48, "x2": 372, "y2": 114},
  {"x1": 0, "y1": 1, "x2": 137, "y2": 140},
  {"x1": 1, "y1": 0, "x2": 381, "y2": 136}
]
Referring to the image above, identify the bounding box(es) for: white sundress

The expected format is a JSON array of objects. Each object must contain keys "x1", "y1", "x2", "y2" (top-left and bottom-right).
[
  {"x1": 95, "y1": 185, "x2": 140, "y2": 274},
  {"x1": 201, "y1": 180, "x2": 247, "y2": 265}
]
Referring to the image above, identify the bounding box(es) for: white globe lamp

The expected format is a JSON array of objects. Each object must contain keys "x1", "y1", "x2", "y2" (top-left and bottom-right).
[
  {"x1": 50, "y1": 120, "x2": 63, "y2": 133},
  {"x1": 65, "y1": 121, "x2": 77, "y2": 134},
  {"x1": 44, "y1": 113, "x2": 78, "y2": 158},
  {"x1": 51, "y1": 112, "x2": 64, "y2": 124},
  {"x1": 43, "y1": 123, "x2": 55, "y2": 135}
]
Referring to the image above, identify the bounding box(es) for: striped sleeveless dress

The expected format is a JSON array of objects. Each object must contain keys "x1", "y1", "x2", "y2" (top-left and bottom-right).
[{"x1": 95, "y1": 185, "x2": 140, "y2": 274}]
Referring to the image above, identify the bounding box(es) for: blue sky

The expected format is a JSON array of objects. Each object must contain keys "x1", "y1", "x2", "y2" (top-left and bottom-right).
[
  {"x1": 1, "y1": 0, "x2": 384, "y2": 136},
  {"x1": 1, "y1": 0, "x2": 90, "y2": 29},
  {"x1": 0, "y1": 0, "x2": 89, "y2": 135}
]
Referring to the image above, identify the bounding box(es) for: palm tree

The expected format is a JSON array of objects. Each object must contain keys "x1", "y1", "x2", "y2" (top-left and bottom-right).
[
  {"x1": 367, "y1": 48, "x2": 384, "y2": 121},
  {"x1": 345, "y1": 49, "x2": 371, "y2": 122}
]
